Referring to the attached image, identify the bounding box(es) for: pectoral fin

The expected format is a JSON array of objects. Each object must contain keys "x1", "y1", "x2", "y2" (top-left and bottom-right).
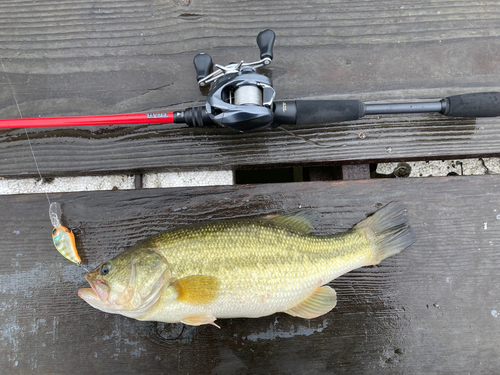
[
  {"x1": 171, "y1": 275, "x2": 219, "y2": 305},
  {"x1": 181, "y1": 314, "x2": 220, "y2": 328},
  {"x1": 284, "y1": 286, "x2": 337, "y2": 319}
]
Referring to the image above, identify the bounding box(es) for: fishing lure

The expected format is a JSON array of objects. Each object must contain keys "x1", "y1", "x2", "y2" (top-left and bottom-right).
[{"x1": 49, "y1": 202, "x2": 81, "y2": 264}]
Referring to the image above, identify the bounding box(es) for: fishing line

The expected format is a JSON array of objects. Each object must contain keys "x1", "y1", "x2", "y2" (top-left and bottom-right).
[
  {"x1": 2, "y1": 60, "x2": 86, "y2": 270},
  {"x1": 1, "y1": 59, "x2": 51, "y2": 206}
]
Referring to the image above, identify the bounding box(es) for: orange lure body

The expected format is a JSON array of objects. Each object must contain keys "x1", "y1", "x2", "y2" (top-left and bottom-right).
[
  {"x1": 52, "y1": 225, "x2": 81, "y2": 264},
  {"x1": 50, "y1": 202, "x2": 81, "y2": 264}
]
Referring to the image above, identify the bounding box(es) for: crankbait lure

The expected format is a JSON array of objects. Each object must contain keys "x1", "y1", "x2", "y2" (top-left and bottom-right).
[{"x1": 49, "y1": 202, "x2": 81, "y2": 264}]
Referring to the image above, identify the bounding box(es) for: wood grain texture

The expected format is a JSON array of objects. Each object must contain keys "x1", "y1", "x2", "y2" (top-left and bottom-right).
[
  {"x1": 1, "y1": 175, "x2": 500, "y2": 373},
  {"x1": 0, "y1": 0, "x2": 499, "y2": 177}
]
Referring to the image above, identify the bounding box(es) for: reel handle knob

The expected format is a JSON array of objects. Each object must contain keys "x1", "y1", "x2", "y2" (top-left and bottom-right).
[
  {"x1": 193, "y1": 53, "x2": 213, "y2": 82},
  {"x1": 257, "y1": 29, "x2": 275, "y2": 60}
]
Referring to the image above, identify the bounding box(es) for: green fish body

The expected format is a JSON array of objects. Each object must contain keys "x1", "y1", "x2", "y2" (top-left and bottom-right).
[{"x1": 79, "y1": 202, "x2": 416, "y2": 327}]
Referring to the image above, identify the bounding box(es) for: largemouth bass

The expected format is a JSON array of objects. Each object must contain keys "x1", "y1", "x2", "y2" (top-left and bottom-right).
[{"x1": 78, "y1": 202, "x2": 416, "y2": 327}]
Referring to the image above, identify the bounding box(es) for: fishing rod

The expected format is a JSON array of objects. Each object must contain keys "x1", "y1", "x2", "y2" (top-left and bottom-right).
[{"x1": 1, "y1": 29, "x2": 499, "y2": 132}]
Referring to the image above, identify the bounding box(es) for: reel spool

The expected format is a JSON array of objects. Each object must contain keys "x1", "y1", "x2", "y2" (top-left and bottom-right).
[
  {"x1": 234, "y1": 85, "x2": 262, "y2": 106},
  {"x1": 193, "y1": 29, "x2": 277, "y2": 132}
]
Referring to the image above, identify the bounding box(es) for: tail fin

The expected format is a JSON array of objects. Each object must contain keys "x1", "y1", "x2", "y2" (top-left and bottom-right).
[{"x1": 354, "y1": 202, "x2": 416, "y2": 265}]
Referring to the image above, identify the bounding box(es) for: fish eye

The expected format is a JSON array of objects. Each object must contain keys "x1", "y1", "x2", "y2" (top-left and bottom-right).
[
  {"x1": 101, "y1": 262, "x2": 111, "y2": 275},
  {"x1": 52, "y1": 228, "x2": 58, "y2": 235}
]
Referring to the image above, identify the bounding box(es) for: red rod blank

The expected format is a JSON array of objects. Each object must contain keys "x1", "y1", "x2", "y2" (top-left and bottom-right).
[{"x1": 0, "y1": 112, "x2": 175, "y2": 129}]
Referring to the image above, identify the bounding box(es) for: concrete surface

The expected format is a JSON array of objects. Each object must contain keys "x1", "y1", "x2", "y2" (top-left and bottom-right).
[
  {"x1": 376, "y1": 158, "x2": 500, "y2": 177},
  {"x1": 0, "y1": 171, "x2": 234, "y2": 195}
]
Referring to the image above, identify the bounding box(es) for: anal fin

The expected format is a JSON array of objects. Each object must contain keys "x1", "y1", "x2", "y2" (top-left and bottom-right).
[
  {"x1": 181, "y1": 314, "x2": 220, "y2": 328},
  {"x1": 284, "y1": 286, "x2": 337, "y2": 319}
]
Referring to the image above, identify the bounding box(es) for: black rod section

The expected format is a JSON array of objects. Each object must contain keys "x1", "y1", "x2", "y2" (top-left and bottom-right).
[
  {"x1": 364, "y1": 101, "x2": 444, "y2": 115},
  {"x1": 178, "y1": 92, "x2": 500, "y2": 131}
]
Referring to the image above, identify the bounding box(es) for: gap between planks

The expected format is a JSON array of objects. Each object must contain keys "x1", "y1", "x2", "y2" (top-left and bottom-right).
[{"x1": 1, "y1": 157, "x2": 498, "y2": 196}]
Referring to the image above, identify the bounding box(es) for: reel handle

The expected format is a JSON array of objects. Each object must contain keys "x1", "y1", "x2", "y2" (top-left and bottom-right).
[
  {"x1": 256, "y1": 29, "x2": 275, "y2": 60},
  {"x1": 193, "y1": 53, "x2": 213, "y2": 82}
]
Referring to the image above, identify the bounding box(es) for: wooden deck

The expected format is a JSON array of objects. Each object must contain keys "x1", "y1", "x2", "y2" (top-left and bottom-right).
[{"x1": 1, "y1": 0, "x2": 500, "y2": 373}]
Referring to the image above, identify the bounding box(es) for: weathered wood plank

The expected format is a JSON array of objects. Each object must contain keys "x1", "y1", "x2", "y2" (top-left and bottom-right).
[
  {"x1": 0, "y1": 0, "x2": 500, "y2": 177},
  {"x1": 1, "y1": 175, "x2": 500, "y2": 373}
]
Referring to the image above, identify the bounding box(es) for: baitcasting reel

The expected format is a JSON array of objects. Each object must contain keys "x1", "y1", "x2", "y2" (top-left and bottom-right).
[{"x1": 187, "y1": 29, "x2": 277, "y2": 132}]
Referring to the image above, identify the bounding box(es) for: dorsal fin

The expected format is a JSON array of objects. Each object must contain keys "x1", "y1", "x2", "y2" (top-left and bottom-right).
[{"x1": 263, "y1": 210, "x2": 320, "y2": 234}]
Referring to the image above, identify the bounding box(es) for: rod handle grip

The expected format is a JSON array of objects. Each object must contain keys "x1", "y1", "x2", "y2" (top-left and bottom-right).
[
  {"x1": 444, "y1": 92, "x2": 500, "y2": 117},
  {"x1": 273, "y1": 100, "x2": 366, "y2": 126}
]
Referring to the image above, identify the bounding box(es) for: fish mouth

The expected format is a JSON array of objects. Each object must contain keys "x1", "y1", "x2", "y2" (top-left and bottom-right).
[
  {"x1": 78, "y1": 287, "x2": 100, "y2": 303},
  {"x1": 83, "y1": 273, "x2": 110, "y2": 302},
  {"x1": 78, "y1": 287, "x2": 117, "y2": 314}
]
